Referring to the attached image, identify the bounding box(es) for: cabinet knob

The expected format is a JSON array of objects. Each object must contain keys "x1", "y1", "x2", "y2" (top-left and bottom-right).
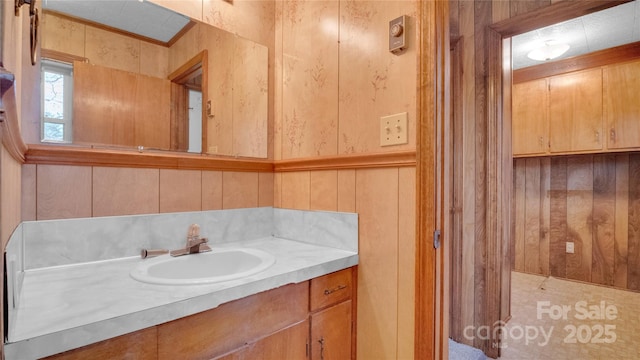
[
  {"x1": 595, "y1": 130, "x2": 600, "y2": 143},
  {"x1": 610, "y1": 129, "x2": 616, "y2": 143}
]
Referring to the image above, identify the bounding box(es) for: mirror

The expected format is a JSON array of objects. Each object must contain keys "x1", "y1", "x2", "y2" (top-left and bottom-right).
[{"x1": 38, "y1": 0, "x2": 268, "y2": 158}]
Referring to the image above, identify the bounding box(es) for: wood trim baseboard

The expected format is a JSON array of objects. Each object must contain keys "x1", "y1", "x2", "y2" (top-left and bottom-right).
[
  {"x1": 26, "y1": 145, "x2": 415, "y2": 172},
  {"x1": 25, "y1": 144, "x2": 274, "y2": 172},
  {"x1": 273, "y1": 150, "x2": 416, "y2": 172}
]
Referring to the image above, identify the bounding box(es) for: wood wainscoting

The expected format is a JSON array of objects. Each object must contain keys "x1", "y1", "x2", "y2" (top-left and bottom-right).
[{"x1": 513, "y1": 153, "x2": 640, "y2": 291}]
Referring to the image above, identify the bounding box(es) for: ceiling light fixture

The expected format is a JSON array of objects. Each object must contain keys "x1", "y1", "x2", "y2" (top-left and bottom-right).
[{"x1": 527, "y1": 41, "x2": 570, "y2": 62}]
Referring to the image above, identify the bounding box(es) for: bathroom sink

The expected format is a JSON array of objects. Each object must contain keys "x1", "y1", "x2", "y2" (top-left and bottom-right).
[{"x1": 130, "y1": 248, "x2": 276, "y2": 285}]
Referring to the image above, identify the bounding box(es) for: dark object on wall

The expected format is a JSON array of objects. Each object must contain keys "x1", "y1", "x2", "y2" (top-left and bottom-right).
[{"x1": 15, "y1": 0, "x2": 38, "y2": 66}]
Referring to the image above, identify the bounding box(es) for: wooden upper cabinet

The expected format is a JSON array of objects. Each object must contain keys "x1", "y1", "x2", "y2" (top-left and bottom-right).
[
  {"x1": 512, "y1": 78, "x2": 549, "y2": 156},
  {"x1": 548, "y1": 68, "x2": 603, "y2": 154},
  {"x1": 604, "y1": 60, "x2": 640, "y2": 150}
]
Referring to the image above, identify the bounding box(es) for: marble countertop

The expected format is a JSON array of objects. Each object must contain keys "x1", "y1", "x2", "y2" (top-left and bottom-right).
[{"x1": 4, "y1": 236, "x2": 358, "y2": 360}]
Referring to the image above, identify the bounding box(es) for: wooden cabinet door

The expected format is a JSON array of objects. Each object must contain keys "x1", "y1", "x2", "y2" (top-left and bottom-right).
[
  {"x1": 604, "y1": 60, "x2": 640, "y2": 150},
  {"x1": 311, "y1": 300, "x2": 352, "y2": 360},
  {"x1": 512, "y1": 78, "x2": 549, "y2": 156},
  {"x1": 215, "y1": 320, "x2": 309, "y2": 360},
  {"x1": 548, "y1": 68, "x2": 603, "y2": 153}
]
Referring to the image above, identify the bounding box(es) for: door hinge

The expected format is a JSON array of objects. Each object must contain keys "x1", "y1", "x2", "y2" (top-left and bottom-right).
[{"x1": 434, "y1": 229, "x2": 441, "y2": 249}]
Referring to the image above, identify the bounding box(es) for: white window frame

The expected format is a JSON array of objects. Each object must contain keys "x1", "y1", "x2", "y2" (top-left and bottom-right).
[{"x1": 41, "y1": 59, "x2": 73, "y2": 143}]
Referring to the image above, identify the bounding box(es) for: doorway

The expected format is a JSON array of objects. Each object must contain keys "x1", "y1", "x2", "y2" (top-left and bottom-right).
[{"x1": 447, "y1": 1, "x2": 636, "y2": 359}]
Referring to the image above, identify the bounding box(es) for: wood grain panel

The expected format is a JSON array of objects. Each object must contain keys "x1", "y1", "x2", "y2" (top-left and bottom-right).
[
  {"x1": 592, "y1": 155, "x2": 616, "y2": 285},
  {"x1": 548, "y1": 68, "x2": 603, "y2": 154},
  {"x1": 310, "y1": 269, "x2": 353, "y2": 311},
  {"x1": 157, "y1": 282, "x2": 308, "y2": 360},
  {"x1": 473, "y1": 0, "x2": 490, "y2": 353},
  {"x1": 73, "y1": 62, "x2": 134, "y2": 147},
  {"x1": 524, "y1": 158, "x2": 541, "y2": 273},
  {"x1": 281, "y1": 172, "x2": 310, "y2": 210},
  {"x1": 509, "y1": 0, "x2": 551, "y2": 17},
  {"x1": 540, "y1": 157, "x2": 551, "y2": 275},
  {"x1": 310, "y1": 300, "x2": 352, "y2": 360},
  {"x1": 512, "y1": 78, "x2": 548, "y2": 156},
  {"x1": 93, "y1": 167, "x2": 160, "y2": 217},
  {"x1": 614, "y1": 154, "x2": 629, "y2": 288},
  {"x1": 222, "y1": 172, "x2": 259, "y2": 209},
  {"x1": 355, "y1": 168, "x2": 398, "y2": 360},
  {"x1": 549, "y1": 157, "x2": 567, "y2": 278},
  {"x1": 36, "y1": 165, "x2": 92, "y2": 220},
  {"x1": 41, "y1": 12, "x2": 86, "y2": 58},
  {"x1": 134, "y1": 74, "x2": 171, "y2": 149},
  {"x1": 21, "y1": 164, "x2": 36, "y2": 221},
  {"x1": 202, "y1": 171, "x2": 223, "y2": 210},
  {"x1": 273, "y1": 173, "x2": 282, "y2": 208},
  {"x1": 43, "y1": 327, "x2": 157, "y2": 360},
  {"x1": 398, "y1": 167, "x2": 416, "y2": 360},
  {"x1": 459, "y1": 0, "x2": 476, "y2": 345},
  {"x1": 215, "y1": 321, "x2": 308, "y2": 360},
  {"x1": 310, "y1": 170, "x2": 337, "y2": 211},
  {"x1": 603, "y1": 59, "x2": 640, "y2": 150},
  {"x1": 84, "y1": 26, "x2": 140, "y2": 74},
  {"x1": 565, "y1": 157, "x2": 593, "y2": 282},
  {"x1": 628, "y1": 154, "x2": 640, "y2": 290},
  {"x1": 159, "y1": 169, "x2": 202, "y2": 213},
  {"x1": 258, "y1": 172, "x2": 275, "y2": 208},
  {"x1": 514, "y1": 165, "x2": 526, "y2": 272},
  {"x1": 337, "y1": 169, "x2": 356, "y2": 213}
]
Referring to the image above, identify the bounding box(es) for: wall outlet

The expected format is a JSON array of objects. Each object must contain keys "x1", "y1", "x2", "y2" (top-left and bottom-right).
[
  {"x1": 380, "y1": 112, "x2": 408, "y2": 146},
  {"x1": 566, "y1": 242, "x2": 575, "y2": 254}
]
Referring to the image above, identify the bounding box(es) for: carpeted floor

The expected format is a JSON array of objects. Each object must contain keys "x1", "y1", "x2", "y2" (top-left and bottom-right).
[{"x1": 449, "y1": 338, "x2": 487, "y2": 360}]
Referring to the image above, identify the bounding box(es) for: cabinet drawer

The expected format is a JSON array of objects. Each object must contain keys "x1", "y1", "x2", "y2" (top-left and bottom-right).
[{"x1": 310, "y1": 268, "x2": 353, "y2": 311}]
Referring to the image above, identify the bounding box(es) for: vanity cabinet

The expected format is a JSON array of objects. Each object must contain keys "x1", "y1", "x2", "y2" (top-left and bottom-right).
[
  {"x1": 603, "y1": 59, "x2": 640, "y2": 150},
  {"x1": 41, "y1": 268, "x2": 357, "y2": 360},
  {"x1": 309, "y1": 268, "x2": 355, "y2": 360}
]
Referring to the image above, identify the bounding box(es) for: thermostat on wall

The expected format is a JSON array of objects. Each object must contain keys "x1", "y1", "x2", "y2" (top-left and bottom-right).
[{"x1": 389, "y1": 15, "x2": 407, "y2": 54}]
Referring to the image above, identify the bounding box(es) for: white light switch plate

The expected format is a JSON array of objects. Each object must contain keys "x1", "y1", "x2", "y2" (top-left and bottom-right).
[
  {"x1": 566, "y1": 242, "x2": 575, "y2": 254},
  {"x1": 380, "y1": 112, "x2": 408, "y2": 146}
]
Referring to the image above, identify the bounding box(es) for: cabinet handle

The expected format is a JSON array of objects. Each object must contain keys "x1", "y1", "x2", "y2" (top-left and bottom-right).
[
  {"x1": 324, "y1": 284, "x2": 347, "y2": 296},
  {"x1": 318, "y1": 337, "x2": 325, "y2": 360},
  {"x1": 610, "y1": 129, "x2": 616, "y2": 143},
  {"x1": 595, "y1": 130, "x2": 600, "y2": 143}
]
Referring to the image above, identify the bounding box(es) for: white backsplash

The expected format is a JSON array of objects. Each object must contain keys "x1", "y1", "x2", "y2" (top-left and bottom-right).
[{"x1": 4, "y1": 207, "x2": 358, "y2": 325}]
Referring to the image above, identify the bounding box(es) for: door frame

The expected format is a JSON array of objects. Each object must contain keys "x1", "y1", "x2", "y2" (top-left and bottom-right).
[
  {"x1": 415, "y1": 1, "x2": 632, "y2": 359},
  {"x1": 415, "y1": 0, "x2": 450, "y2": 358}
]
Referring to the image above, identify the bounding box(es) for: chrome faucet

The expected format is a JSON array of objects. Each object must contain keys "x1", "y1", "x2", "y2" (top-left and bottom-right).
[{"x1": 170, "y1": 224, "x2": 212, "y2": 257}]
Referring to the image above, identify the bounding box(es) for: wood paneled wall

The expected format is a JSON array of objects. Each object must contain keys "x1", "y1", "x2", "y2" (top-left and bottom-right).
[
  {"x1": 274, "y1": 167, "x2": 416, "y2": 360},
  {"x1": 513, "y1": 153, "x2": 640, "y2": 291},
  {"x1": 21, "y1": 164, "x2": 274, "y2": 221},
  {"x1": 448, "y1": 0, "x2": 563, "y2": 355},
  {"x1": 272, "y1": 0, "x2": 419, "y2": 358}
]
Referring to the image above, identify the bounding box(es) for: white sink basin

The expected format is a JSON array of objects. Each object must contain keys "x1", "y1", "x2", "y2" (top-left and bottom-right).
[{"x1": 130, "y1": 248, "x2": 276, "y2": 285}]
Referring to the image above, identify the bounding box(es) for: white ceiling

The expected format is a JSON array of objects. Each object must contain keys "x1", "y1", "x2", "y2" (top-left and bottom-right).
[
  {"x1": 41, "y1": 0, "x2": 191, "y2": 43},
  {"x1": 512, "y1": 0, "x2": 640, "y2": 69}
]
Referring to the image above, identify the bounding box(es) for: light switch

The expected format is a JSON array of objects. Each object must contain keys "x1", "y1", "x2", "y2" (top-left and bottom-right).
[
  {"x1": 566, "y1": 242, "x2": 575, "y2": 254},
  {"x1": 380, "y1": 112, "x2": 408, "y2": 146}
]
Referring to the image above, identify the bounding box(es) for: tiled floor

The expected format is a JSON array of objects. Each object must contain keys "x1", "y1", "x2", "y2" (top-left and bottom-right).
[{"x1": 500, "y1": 272, "x2": 640, "y2": 359}]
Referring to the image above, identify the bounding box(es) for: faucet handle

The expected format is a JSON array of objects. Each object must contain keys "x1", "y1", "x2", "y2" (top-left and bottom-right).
[{"x1": 188, "y1": 224, "x2": 201, "y2": 239}]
